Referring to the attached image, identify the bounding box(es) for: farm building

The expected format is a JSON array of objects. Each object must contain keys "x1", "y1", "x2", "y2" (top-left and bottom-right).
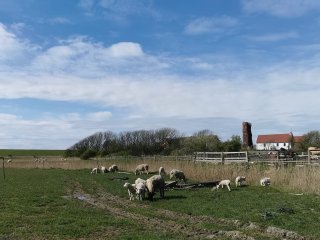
[{"x1": 256, "y1": 132, "x2": 302, "y2": 150}]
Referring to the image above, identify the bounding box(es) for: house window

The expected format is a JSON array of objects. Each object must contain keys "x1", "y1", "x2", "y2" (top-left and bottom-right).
[
  {"x1": 284, "y1": 143, "x2": 286, "y2": 146},
  {"x1": 276, "y1": 143, "x2": 279, "y2": 146}
]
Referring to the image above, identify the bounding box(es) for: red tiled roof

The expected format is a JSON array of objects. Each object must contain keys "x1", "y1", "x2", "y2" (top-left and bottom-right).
[
  {"x1": 293, "y1": 136, "x2": 303, "y2": 143},
  {"x1": 256, "y1": 133, "x2": 303, "y2": 143}
]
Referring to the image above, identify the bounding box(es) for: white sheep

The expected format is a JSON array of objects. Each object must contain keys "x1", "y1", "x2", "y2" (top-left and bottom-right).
[
  {"x1": 260, "y1": 177, "x2": 271, "y2": 186},
  {"x1": 135, "y1": 182, "x2": 146, "y2": 200},
  {"x1": 90, "y1": 167, "x2": 98, "y2": 174},
  {"x1": 146, "y1": 175, "x2": 165, "y2": 201},
  {"x1": 159, "y1": 166, "x2": 166, "y2": 175},
  {"x1": 7, "y1": 159, "x2": 12, "y2": 163},
  {"x1": 135, "y1": 178, "x2": 146, "y2": 185},
  {"x1": 123, "y1": 182, "x2": 136, "y2": 201},
  {"x1": 108, "y1": 164, "x2": 119, "y2": 172},
  {"x1": 216, "y1": 179, "x2": 231, "y2": 191},
  {"x1": 235, "y1": 176, "x2": 246, "y2": 187},
  {"x1": 169, "y1": 169, "x2": 186, "y2": 183},
  {"x1": 135, "y1": 164, "x2": 149, "y2": 175},
  {"x1": 100, "y1": 166, "x2": 107, "y2": 173}
]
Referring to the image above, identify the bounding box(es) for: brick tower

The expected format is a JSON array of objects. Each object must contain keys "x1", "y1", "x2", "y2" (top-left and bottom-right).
[{"x1": 242, "y1": 122, "x2": 253, "y2": 149}]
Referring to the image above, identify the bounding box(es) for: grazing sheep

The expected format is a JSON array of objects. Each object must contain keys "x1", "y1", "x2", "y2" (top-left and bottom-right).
[
  {"x1": 260, "y1": 177, "x2": 271, "y2": 187},
  {"x1": 108, "y1": 164, "x2": 119, "y2": 172},
  {"x1": 216, "y1": 179, "x2": 231, "y2": 191},
  {"x1": 100, "y1": 166, "x2": 107, "y2": 173},
  {"x1": 146, "y1": 175, "x2": 165, "y2": 201},
  {"x1": 159, "y1": 166, "x2": 166, "y2": 175},
  {"x1": 90, "y1": 167, "x2": 98, "y2": 174},
  {"x1": 135, "y1": 164, "x2": 149, "y2": 175},
  {"x1": 135, "y1": 182, "x2": 146, "y2": 200},
  {"x1": 7, "y1": 159, "x2": 12, "y2": 163},
  {"x1": 135, "y1": 178, "x2": 146, "y2": 185},
  {"x1": 123, "y1": 182, "x2": 136, "y2": 201},
  {"x1": 169, "y1": 169, "x2": 186, "y2": 183},
  {"x1": 235, "y1": 176, "x2": 246, "y2": 187}
]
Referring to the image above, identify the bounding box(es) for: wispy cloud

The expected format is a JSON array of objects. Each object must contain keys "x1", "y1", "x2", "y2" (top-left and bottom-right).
[
  {"x1": 78, "y1": 0, "x2": 95, "y2": 15},
  {"x1": 48, "y1": 17, "x2": 72, "y2": 24},
  {"x1": 0, "y1": 23, "x2": 38, "y2": 64},
  {"x1": 242, "y1": 0, "x2": 320, "y2": 17},
  {"x1": 184, "y1": 16, "x2": 238, "y2": 35},
  {"x1": 248, "y1": 31, "x2": 298, "y2": 42}
]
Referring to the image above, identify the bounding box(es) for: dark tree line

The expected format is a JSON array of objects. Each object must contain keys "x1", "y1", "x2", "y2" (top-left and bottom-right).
[{"x1": 64, "y1": 128, "x2": 243, "y2": 159}]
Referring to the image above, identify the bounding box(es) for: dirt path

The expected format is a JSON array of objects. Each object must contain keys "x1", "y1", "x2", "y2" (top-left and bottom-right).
[{"x1": 69, "y1": 183, "x2": 313, "y2": 240}]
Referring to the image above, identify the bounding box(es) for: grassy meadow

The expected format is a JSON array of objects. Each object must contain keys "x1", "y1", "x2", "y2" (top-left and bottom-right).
[{"x1": 1, "y1": 155, "x2": 320, "y2": 239}]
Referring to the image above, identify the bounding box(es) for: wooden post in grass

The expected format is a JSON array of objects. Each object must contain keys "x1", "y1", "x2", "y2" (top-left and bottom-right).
[{"x1": 1, "y1": 157, "x2": 5, "y2": 180}]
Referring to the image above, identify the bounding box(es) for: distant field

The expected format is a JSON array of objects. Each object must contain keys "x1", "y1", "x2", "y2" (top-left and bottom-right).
[{"x1": 0, "y1": 149, "x2": 65, "y2": 156}]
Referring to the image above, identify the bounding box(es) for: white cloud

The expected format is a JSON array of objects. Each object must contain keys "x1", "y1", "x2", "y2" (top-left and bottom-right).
[
  {"x1": 1, "y1": 22, "x2": 320, "y2": 148},
  {"x1": 242, "y1": 0, "x2": 320, "y2": 17},
  {"x1": 0, "y1": 23, "x2": 26, "y2": 61},
  {"x1": 107, "y1": 42, "x2": 144, "y2": 58},
  {"x1": 185, "y1": 16, "x2": 238, "y2": 35},
  {"x1": 86, "y1": 111, "x2": 112, "y2": 121}
]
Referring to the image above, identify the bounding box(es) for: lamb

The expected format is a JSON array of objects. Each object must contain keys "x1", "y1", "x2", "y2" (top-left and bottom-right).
[
  {"x1": 260, "y1": 177, "x2": 271, "y2": 186},
  {"x1": 216, "y1": 179, "x2": 231, "y2": 191},
  {"x1": 159, "y1": 166, "x2": 166, "y2": 175},
  {"x1": 108, "y1": 164, "x2": 119, "y2": 172},
  {"x1": 135, "y1": 164, "x2": 149, "y2": 175},
  {"x1": 235, "y1": 176, "x2": 246, "y2": 187},
  {"x1": 123, "y1": 182, "x2": 136, "y2": 201},
  {"x1": 146, "y1": 175, "x2": 165, "y2": 201},
  {"x1": 135, "y1": 182, "x2": 146, "y2": 200},
  {"x1": 100, "y1": 166, "x2": 107, "y2": 173},
  {"x1": 135, "y1": 178, "x2": 146, "y2": 185},
  {"x1": 169, "y1": 169, "x2": 186, "y2": 183},
  {"x1": 90, "y1": 167, "x2": 98, "y2": 174}
]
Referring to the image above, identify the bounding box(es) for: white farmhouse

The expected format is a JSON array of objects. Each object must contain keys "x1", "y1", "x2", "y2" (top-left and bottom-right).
[{"x1": 256, "y1": 132, "x2": 302, "y2": 151}]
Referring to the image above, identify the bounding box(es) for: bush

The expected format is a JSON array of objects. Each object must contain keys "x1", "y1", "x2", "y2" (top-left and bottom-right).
[{"x1": 80, "y1": 149, "x2": 97, "y2": 160}]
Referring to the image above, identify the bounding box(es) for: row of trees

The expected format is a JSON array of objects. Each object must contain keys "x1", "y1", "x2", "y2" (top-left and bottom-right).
[
  {"x1": 65, "y1": 128, "x2": 320, "y2": 160},
  {"x1": 65, "y1": 128, "x2": 242, "y2": 159}
]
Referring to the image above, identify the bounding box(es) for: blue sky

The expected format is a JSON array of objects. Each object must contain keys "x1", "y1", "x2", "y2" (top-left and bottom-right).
[{"x1": 1, "y1": 0, "x2": 320, "y2": 149}]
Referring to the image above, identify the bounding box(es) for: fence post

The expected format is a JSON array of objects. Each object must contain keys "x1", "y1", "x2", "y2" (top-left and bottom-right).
[
  {"x1": 245, "y1": 151, "x2": 249, "y2": 163},
  {"x1": 1, "y1": 157, "x2": 5, "y2": 180},
  {"x1": 221, "y1": 152, "x2": 224, "y2": 164}
]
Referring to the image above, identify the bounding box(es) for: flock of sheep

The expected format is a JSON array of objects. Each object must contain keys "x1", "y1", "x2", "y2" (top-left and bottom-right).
[{"x1": 90, "y1": 163, "x2": 271, "y2": 201}]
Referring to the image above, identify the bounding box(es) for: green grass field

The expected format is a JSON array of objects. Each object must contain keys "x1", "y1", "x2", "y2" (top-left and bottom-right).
[
  {"x1": 0, "y1": 149, "x2": 65, "y2": 156},
  {"x1": 0, "y1": 168, "x2": 319, "y2": 239}
]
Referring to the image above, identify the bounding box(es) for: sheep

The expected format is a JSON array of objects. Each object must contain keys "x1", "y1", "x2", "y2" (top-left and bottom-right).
[
  {"x1": 100, "y1": 166, "x2": 107, "y2": 173},
  {"x1": 235, "y1": 176, "x2": 246, "y2": 187},
  {"x1": 216, "y1": 179, "x2": 231, "y2": 191},
  {"x1": 90, "y1": 167, "x2": 98, "y2": 174},
  {"x1": 260, "y1": 177, "x2": 271, "y2": 187},
  {"x1": 7, "y1": 159, "x2": 12, "y2": 163},
  {"x1": 108, "y1": 164, "x2": 119, "y2": 173},
  {"x1": 123, "y1": 182, "x2": 136, "y2": 201},
  {"x1": 135, "y1": 178, "x2": 146, "y2": 185},
  {"x1": 169, "y1": 169, "x2": 186, "y2": 183},
  {"x1": 135, "y1": 182, "x2": 146, "y2": 200},
  {"x1": 135, "y1": 164, "x2": 149, "y2": 175},
  {"x1": 146, "y1": 175, "x2": 165, "y2": 201},
  {"x1": 159, "y1": 166, "x2": 166, "y2": 175}
]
